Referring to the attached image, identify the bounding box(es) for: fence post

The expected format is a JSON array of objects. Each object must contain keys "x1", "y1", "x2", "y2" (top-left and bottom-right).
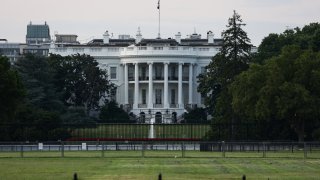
[
  {"x1": 262, "y1": 142, "x2": 266, "y2": 158},
  {"x1": 101, "y1": 142, "x2": 105, "y2": 158},
  {"x1": 222, "y1": 141, "x2": 226, "y2": 158},
  {"x1": 61, "y1": 141, "x2": 64, "y2": 158},
  {"x1": 141, "y1": 141, "x2": 145, "y2": 158},
  {"x1": 181, "y1": 142, "x2": 185, "y2": 158},
  {"x1": 304, "y1": 142, "x2": 307, "y2": 159},
  {"x1": 20, "y1": 142, "x2": 24, "y2": 158}
]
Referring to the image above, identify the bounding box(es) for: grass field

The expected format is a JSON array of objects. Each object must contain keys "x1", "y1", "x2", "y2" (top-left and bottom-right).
[{"x1": 1, "y1": 151, "x2": 320, "y2": 179}]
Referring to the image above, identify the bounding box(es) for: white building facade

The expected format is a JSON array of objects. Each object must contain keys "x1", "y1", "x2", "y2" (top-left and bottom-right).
[{"x1": 50, "y1": 30, "x2": 223, "y2": 123}]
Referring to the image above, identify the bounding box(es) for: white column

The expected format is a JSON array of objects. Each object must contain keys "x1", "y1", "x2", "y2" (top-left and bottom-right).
[
  {"x1": 124, "y1": 63, "x2": 129, "y2": 104},
  {"x1": 148, "y1": 62, "x2": 153, "y2": 108},
  {"x1": 178, "y1": 63, "x2": 183, "y2": 108},
  {"x1": 134, "y1": 63, "x2": 139, "y2": 109},
  {"x1": 164, "y1": 62, "x2": 169, "y2": 108},
  {"x1": 188, "y1": 63, "x2": 193, "y2": 105}
]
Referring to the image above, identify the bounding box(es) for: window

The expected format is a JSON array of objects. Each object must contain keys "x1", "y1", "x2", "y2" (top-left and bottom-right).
[
  {"x1": 170, "y1": 66, "x2": 177, "y2": 80},
  {"x1": 140, "y1": 66, "x2": 147, "y2": 80},
  {"x1": 155, "y1": 65, "x2": 163, "y2": 80},
  {"x1": 183, "y1": 66, "x2": 188, "y2": 80},
  {"x1": 110, "y1": 67, "x2": 117, "y2": 79},
  {"x1": 128, "y1": 89, "x2": 134, "y2": 104},
  {"x1": 153, "y1": 47, "x2": 163, "y2": 50},
  {"x1": 171, "y1": 89, "x2": 175, "y2": 104},
  {"x1": 142, "y1": 89, "x2": 146, "y2": 104},
  {"x1": 155, "y1": 89, "x2": 162, "y2": 104},
  {"x1": 128, "y1": 66, "x2": 134, "y2": 80}
]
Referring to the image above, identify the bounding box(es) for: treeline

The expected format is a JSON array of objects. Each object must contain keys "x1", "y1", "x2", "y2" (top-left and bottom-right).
[
  {"x1": 199, "y1": 11, "x2": 320, "y2": 141},
  {"x1": 0, "y1": 54, "x2": 131, "y2": 141}
]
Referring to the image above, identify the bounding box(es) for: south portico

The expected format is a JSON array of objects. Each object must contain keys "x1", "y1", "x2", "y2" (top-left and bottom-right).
[{"x1": 120, "y1": 57, "x2": 197, "y2": 123}]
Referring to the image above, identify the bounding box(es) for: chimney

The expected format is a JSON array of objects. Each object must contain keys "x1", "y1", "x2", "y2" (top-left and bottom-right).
[
  {"x1": 103, "y1": 30, "x2": 110, "y2": 44},
  {"x1": 175, "y1": 32, "x2": 181, "y2": 44},
  {"x1": 136, "y1": 27, "x2": 142, "y2": 44},
  {"x1": 207, "y1": 31, "x2": 214, "y2": 44}
]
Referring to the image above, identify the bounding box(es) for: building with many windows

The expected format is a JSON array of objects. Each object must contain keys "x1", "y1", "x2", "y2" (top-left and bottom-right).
[
  {"x1": 50, "y1": 29, "x2": 223, "y2": 123},
  {"x1": 24, "y1": 22, "x2": 51, "y2": 56},
  {"x1": 0, "y1": 39, "x2": 26, "y2": 64}
]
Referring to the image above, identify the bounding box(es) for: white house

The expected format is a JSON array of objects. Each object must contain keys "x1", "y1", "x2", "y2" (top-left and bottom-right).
[{"x1": 49, "y1": 29, "x2": 223, "y2": 123}]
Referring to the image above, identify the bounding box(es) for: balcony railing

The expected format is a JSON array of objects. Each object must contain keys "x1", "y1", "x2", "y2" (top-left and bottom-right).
[
  {"x1": 138, "y1": 104, "x2": 147, "y2": 108},
  {"x1": 170, "y1": 104, "x2": 178, "y2": 108},
  {"x1": 153, "y1": 104, "x2": 163, "y2": 108}
]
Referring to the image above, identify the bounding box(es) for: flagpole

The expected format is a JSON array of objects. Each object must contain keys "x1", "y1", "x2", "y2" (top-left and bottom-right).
[{"x1": 158, "y1": 0, "x2": 161, "y2": 39}]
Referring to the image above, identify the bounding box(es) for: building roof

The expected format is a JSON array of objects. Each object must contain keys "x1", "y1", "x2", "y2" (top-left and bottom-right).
[
  {"x1": 137, "y1": 39, "x2": 179, "y2": 46},
  {"x1": 26, "y1": 23, "x2": 50, "y2": 39},
  {"x1": 85, "y1": 39, "x2": 136, "y2": 47},
  {"x1": 81, "y1": 38, "x2": 223, "y2": 47}
]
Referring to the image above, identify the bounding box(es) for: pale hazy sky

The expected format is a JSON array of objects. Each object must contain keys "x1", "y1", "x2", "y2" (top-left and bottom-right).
[{"x1": 1, "y1": 0, "x2": 319, "y2": 46}]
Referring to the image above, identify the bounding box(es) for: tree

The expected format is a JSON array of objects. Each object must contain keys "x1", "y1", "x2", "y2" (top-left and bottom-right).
[
  {"x1": 0, "y1": 55, "x2": 25, "y2": 122},
  {"x1": 0, "y1": 56, "x2": 25, "y2": 141},
  {"x1": 49, "y1": 54, "x2": 114, "y2": 115},
  {"x1": 14, "y1": 54, "x2": 64, "y2": 112},
  {"x1": 231, "y1": 46, "x2": 320, "y2": 141},
  {"x1": 198, "y1": 10, "x2": 252, "y2": 124},
  {"x1": 256, "y1": 23, "x2": 320, "y2": 63},
  {"x1": 183, "y1": 108, "x2": 207, "y2": 123},
  {"x1": 99, "y1": 100, "x2": 130, "y2": 123}
]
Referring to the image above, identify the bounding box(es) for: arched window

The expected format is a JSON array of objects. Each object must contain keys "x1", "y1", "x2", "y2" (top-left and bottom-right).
[
  {"x1": 140, "y1": 112, "x2": 145, "y2": 123},
  {"x1": 172, "y1": 112, "x2": 177, "y2": 123},
  {"x1": 155, "y1": 112, "x2": 162, "y2": 124}
]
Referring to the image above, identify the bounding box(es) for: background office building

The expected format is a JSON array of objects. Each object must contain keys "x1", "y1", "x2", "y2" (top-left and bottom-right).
[{"x1": 23, "y1": 21, "x2": 51, "y2": 56}]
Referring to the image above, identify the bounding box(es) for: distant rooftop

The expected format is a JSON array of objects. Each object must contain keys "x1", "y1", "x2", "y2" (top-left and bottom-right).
[{"x1": 26, "y1": 22, "x2": 50, "y2": 39}]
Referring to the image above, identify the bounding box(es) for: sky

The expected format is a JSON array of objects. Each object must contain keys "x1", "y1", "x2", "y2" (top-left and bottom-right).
[{"x1": 0, "y1": 0, "x2": 319, "y2": 46}]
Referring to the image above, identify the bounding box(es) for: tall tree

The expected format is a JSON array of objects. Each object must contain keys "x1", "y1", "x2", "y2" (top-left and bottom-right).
[
  {"x1": 198, "y1": 10, "x2": 252, "y2": 140},
  {"x1": 0, "y1": 55, "x2": 25, "y2": 122},
  {"x1": 256, "y1": 23, "x2": 320, "y2": 63},
  {"x1": 198, "y1": 10, "x2": 252, "y2": 122},
  {"x1": 231, "y1": 46, "x2": 320, "y2": 141},
  {"x1": 14, "y1": 54, "x2": 64, "y2": 111},
  {"x1": 49, "y1": 54, "x2": 114, "y2": 115}
]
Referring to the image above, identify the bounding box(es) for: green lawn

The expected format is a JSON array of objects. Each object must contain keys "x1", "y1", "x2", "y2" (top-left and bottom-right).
[{"x1": 0, "y1": 152, "x2": 320, "y2": 179}]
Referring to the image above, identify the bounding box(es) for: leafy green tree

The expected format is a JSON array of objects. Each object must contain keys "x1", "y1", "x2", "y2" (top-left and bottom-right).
[
  {"x1": 183, "y1": 108, "x2": 208, "y2": 123},
  {"x1": 49, "y1": 54, "x2": 114, "y2": 115},
  {"x1": 0, "y1": 56, "x2": 25, "y2": 141},
  {"x1": 0, "y1": 56, "x2": 25, "y2": 123},
  {"x1": 198, "y1": 10, "x2": 252, "y2": 139},
  {"x1": 231, "y1": 46, "x2": 320, "y2": 141},
  {"x1": 257, "y1": 23, "x2": 320, "y2": 62},
  {"x1": 99, "y1": 100, "x2": 130, "y2": 123},
  {"x1": 14, "y1": 54, "x2": 64, "y2": 112}
]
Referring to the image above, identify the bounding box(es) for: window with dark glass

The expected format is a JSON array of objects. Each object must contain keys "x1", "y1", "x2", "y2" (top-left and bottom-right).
[
  {"x1": 110, "y1": 67, "x2": 117, "y2": 79},
  {"x1": 155, "y1": 89, "x2": 162, "y2": 104},
  {"x1": 155, "y1": 65, "x2": 162, "y2": 80},
  {"x1": 128, "y1": 66, "x2": 134, "y2": 80},
  {"x1": 142, "y1": 89, "x2": 146, "y2": 104}
]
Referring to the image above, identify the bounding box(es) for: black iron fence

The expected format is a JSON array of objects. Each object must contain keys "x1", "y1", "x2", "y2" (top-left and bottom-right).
[
  {"x1": 0, "y1": 122, "x2": 299, "y2": 141},
  {"x1": 0, "y1": 141, "x2": 319, "y2": 159}
]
